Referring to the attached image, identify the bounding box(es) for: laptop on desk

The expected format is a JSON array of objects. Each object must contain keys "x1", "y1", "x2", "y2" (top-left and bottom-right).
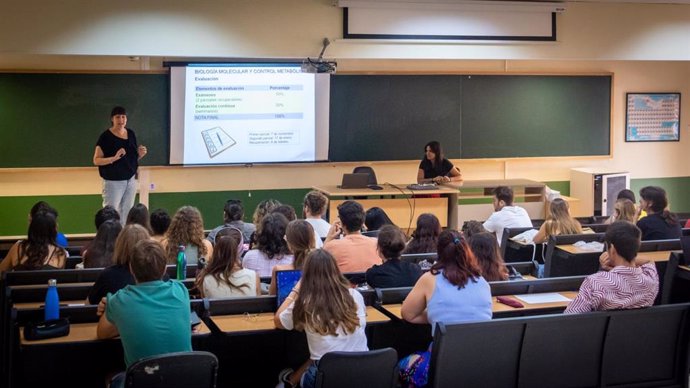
[{"x1": 337, "y1": 173, "x2": 371, "y2": 189}]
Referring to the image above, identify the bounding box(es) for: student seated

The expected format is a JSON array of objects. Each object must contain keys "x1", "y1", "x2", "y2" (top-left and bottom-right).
[
  {"x1": 149, "y1": 208, "x2": 171, "y2": 243},
  {"x1": 0, "y1": 211, "x2": 67, "y2": 272},
  {"x1": 125, "y1": 203, "x2": 152, "y2": 234},
  {"x1": 364, "y1": 207, "x2": 394, "y2": 233},
  {"x1": 606, "y1": 198, "x2": 637, "y2": 224},
  {"x1": 324, "y1": 201, "x2": 380, "y2": 273},
  {"x1": 29, "y1": 201, "x2": 68, "y2": 248},
  {"x1": 482, "y1": 186, "x2": 532, "y2": 246},
  {"x1": 249, "y1": 199, "x2": 282, "y2": 249},
  {"x1": 403, "y1": 213, "x2": 441, "y2": 270},
  {"x1": 533, "y1": 198, "x2": 582, "y2": 244},
  {"x1": 207, "y1": 199, "x2": 256, "y2": 245},
  {"x1": 303, "y1": 191, "x2": 331, "y2": 240},
  {"x1": 196, "y1": 226, "x2": 260, "y2": 298},
  {"x1": 565, "y1": 221, "x2": 658, "y2": 314},
  {"x1": 268, "y1": 220, "x2": 315, "y2": 295},
  {"x1": 398, "y1": 230, "x2": 492, "y2": 387},
  {"x1": 81, "y1": 220, "x2": 122, "y2": 269},
  {"x1": 97, "y1": 239, "x2": 192, "y2": 381},
  {"x1": 366, "y1": 225, "x2": 422, "y2": 288},
  {"x1": 468, "y1": 232, "x2": 509, "y2": 282},
  {"x1": 274, "y1": 249, "x2": 368, "y2": 388},
  {"x1": 636, "y1": 186, "x2": 682, "y2": 241},
  {"x1": 162, "y1": 206, "x2": 213, "y2": 265},
  {"x1": 242, "y1": 213, "x2": 294, "y2": 277}
]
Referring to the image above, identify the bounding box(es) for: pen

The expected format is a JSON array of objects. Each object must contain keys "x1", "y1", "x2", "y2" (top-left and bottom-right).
[{"x1": 217, "y1": 133, "x2": 223, "y2": 145}]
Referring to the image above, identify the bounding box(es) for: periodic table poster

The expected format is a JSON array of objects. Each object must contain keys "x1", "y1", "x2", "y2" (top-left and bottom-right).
[{"x1": 625, "y1": 93, "x2": 680, "y2": 142}]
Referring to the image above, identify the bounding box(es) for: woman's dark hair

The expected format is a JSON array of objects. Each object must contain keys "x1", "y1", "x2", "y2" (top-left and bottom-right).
[
  {"x1": 256, "y1": 213, "x2": 290, "y2": 259},
  {"x1": 195, "y1": 227, "x2": 247, "y2": 296},
  {"x1": 110, "y1": 106, "x2": 126, "y2": 117},
  {"x1": 617, "y1": 189, "x2": 636, "y2": 202},
  {"x1": 364, "y1": 207, "x2": 394, "y2": 231},
  {"x1": 431, "y1": 229, "x2": 482, "y2": 289},
  {"x1": 639, "y1": 186, "x2": 678, "y2": 225},
  {"x1": 30, "y1": 201, "x2": 58, "y2": 219},
  {"x1": 17, "y1": 211, "x2": 59, "y2": 270},
  {"x1": 95, "y1": 206, "x2": 120, "y2": 229},
  {"x1": 272, "y1": 204, "x2": 297, "y2": 222},
  {"x1": 223, "y1": 199, "x2": 244, "y2": 222},
  {"x1": 126, "y1": 203, "x2": 152, "y2": 233},
  {"x1": 462, "y1": 220, "x2": 486, "y2": 239},
  {"x1": 424, "y1": 140, "x2": 443, "y2": 167},
  {"x1": 83, "y1": 220, "x2": 122, "y2": 268},
  {"x1": 377, "y1": 225, "x2": 407, "y2": 260},
  {"x1": 150, "y1": 208, "x2": 171, "y2": 236},
  {"x1": 403, "y1": 213, "x2": 441, "y2": 254},
  {"x1": 468, "y1": 232, "x2": 508, "y2": 282}
]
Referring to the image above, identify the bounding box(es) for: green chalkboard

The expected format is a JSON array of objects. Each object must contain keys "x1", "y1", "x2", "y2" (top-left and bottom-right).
[
  {"x1": 0, "y1": 73, "x2": 168, "y2": 167},
  {"x1": 329, "y1": 74, "x2": 611, "y2": 160}
]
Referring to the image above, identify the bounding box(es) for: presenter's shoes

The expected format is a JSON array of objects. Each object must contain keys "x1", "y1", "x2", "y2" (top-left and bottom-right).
[{"x1": 276, "y1": 368, "x2": 294, "y2": 388}]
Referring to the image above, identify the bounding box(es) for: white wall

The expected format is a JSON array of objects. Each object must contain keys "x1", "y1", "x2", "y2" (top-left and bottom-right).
[{"x1": 0, "y1": 0, "x2": 689, "y2": 61}]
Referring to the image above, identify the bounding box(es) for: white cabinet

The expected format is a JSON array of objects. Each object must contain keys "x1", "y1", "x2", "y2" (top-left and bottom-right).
[{"x1": 571, "y1": 168, "x2": 630, "y2": 217}]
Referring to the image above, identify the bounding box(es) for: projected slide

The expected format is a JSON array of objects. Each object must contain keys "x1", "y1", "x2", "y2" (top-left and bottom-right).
[{"x1": 183, "y1": 64, "x2": 316, "y2": 164}]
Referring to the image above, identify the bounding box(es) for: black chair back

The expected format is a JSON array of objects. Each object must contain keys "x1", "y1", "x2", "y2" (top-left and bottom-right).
[
  {"x1": 314, "y1": 347, "x2": 398, "y2": 388},
  {"x1": 639, "y1": 238, "x2": 681, "y2": 252},
  {"x1": 123, "y1": 351, "x2": 218, "y2": 388},
  {"x1": 352, "y1": 166, "x2": 377, "y2": 186},
  {"x1": 501, "y1": 226, "x2": 540, "y2": 263},
  {"x1": 544, "y1": 233, "x2": 605, "y2": 277}
]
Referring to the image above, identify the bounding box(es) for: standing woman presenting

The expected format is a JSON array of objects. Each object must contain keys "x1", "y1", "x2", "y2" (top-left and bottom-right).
[
  {"x1": 417, "y1": 141, "x2": 462, "y2": 184},
  {"x1": 93, "y1": 107, "x2": 147, "y2": 225}
]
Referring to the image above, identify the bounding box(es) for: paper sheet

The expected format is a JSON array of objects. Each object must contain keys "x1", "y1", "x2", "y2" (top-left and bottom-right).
[{"x1": 513, "y1": 293, "x2": 572, "y2": 304}]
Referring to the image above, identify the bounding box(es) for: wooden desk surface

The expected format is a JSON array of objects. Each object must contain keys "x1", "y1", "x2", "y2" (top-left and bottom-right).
[
  {"x1": 313, "y1": 184, "x2": 458, "y2": 197},
  {"x1": 441, "y1": 179, "x2": 545, "y2": 190},
  {"x1": 380, "y1": 291, "x2": 577, "y2": 319},
  {"x1": 20, "y1": 307, "x2": 389, "y2": 345},
  {"x1": 556, "y1": 245, "x2": 675, "y2": 263}
]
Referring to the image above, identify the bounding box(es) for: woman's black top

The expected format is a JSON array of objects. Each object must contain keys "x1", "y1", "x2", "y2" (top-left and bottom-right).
[
  {"x1": 96, "y1": 128, "x2": 139, "y2": 181},
  {"x1": 419, "y1": 158, "x2": 454, "y2": 179}
]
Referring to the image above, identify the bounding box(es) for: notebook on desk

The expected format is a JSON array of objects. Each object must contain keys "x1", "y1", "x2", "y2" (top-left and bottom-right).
[{"x1": 337, "y1": 173, "x2": 370, "y2": 189}]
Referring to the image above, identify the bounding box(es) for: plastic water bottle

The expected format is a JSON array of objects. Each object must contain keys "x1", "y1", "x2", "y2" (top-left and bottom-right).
[
  {"x1": 44, "y1": 279, "x2": 59, "y2": 321},
  {"x1": 176, "y1": 245, "x2": 187, "y2": 280}
]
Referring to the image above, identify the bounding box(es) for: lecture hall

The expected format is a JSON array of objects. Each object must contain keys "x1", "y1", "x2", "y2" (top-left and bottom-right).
[{"x1": 1, "y1": 1, "x2": 689, "y2": 387}]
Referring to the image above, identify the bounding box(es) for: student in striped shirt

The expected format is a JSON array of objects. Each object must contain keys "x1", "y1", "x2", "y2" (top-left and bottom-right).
[{"x1": 565, "y1": 221, "x2": 658, "y2": 314}]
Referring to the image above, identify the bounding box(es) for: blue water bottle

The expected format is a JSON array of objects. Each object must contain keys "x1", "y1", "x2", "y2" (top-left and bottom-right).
[
  {"x1": 44, "y1": 279, "x2": 59, "y2": 321},
  {"x1": 176, "y1": 245, "x2": 187, "y2": 280}
]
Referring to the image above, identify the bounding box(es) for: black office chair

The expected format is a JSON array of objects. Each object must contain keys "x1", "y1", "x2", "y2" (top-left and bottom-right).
[
  {"x1": 115, "y1": 351, "x2": 218, "y2": 388},
  {"x1": 314, "y1": 347, "x2": 398, "y2": 388},
  {"x1": 353, "y1": 166, "x2": 378, "y2": 186}
]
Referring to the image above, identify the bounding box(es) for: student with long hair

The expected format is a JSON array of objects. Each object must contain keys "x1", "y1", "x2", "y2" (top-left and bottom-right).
[
  {"x1": 196, "y1": 227, "x2": 260, "y2": 298},
  {"x1": 87, "y1": 224, "x2": 150, "y2": 304},
  {"x1": 398, "y1": 230, "x2": 492, "y2": 387},
  {"x1": 126, "y1": 203, "x2": 152, "y2": 234},
  {"x1": 243, "y1": 212, "x2": 293, "y2": 277},
  {"x1": 274, "y1": 249, "x2": 368, "y2": 388},
  {"x1": 533, "y1": 198, "x2": 583, "y2": 244},
  {"x1": 403, "y1": 213, "x2": 441, "y2": 270},
  {"x1": 364, "y1": 207, "x2": 394, "y2": 232},
  {"x1": 268, "y1": 220, "x2": 315, "y2": 295},
  {"x1": 637, "y1": 186, "x2": 682, "y2": 240},
  {"x1": 0, "y1": 211, "x2": 67, "y2": 272},
  {"x1": 162, "y1": 206, "x2": 213, "y2": 265},
  {"x1": 366, "y1": 225, "x2": 422, "y2": 288},
  {"x1": 82, "y1": 220, "x2": 122, "y2": 268},
  {"x1": 468, "y1": 232, "x2": 509, "y2": 282},
  {"x1": 607, "y1": 198, "x2": 637, "y2": 224},
  {"x1": 249, "y1": 198, "x2": 282, "y2": 248}
]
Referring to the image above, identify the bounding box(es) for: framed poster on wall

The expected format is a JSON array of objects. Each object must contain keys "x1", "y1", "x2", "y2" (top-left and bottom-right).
[{"x1": 625, "y1": 93, "x2": 680, "y2": 142}]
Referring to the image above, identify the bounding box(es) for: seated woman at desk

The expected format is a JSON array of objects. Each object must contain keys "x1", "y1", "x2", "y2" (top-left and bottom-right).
[
  {"x1": 243, "y1": 213, "x2": 294, "y2": 278},
  {"x1": 606, "y1": 198, "x2": 638, "y2": 224},
  {"x1": 274, "y1": 249, "x2": 368, "y2": 388},
  {"x1": 81, "y1": 219, "x2": 122, "y2": 269},
  {"x1": 398, "y1": 230, "x2": 492, "y2": 387},
  {"x1": 196, "y1": 227, "x2": 260, "y2": 298},
  {"x1": 417, "y1": 141, "x2": 462, "y2": 184},
  {"x1": 468, "y1": 232, "x2": 509, "y2": 282},
  {"x1": 403, "y1": 213, "x2": 441, "y2": 270},
  {"x1": 366, "y1": 225, "x2": 422, "y2": 288},
  {"x1": 0, "y1": 211, "x2": 67, "y2": 272},
  {"x1": 364, "y1": 207, "x2": 394, "y2": 235},
  {"x1": 268, "y1": 220, "x2": 315, "y2": 295},
  {"x1": 161, "y1": 206, "x2": 213, "y2": 265},
  {"x1": 532, "y1": 198, "x2": 582, "y2": 244},
  {"x1": 637, "y1": 186, "x2": 682, "y2": 240}
]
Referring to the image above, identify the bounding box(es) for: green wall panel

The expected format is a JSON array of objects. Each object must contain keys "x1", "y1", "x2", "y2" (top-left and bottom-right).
[
  {"x1": 630, "y1": 177, "x2": 690, "y2": 214},
  {"x1": 0, "y1": 195, "x2": 103, "y2": 236}
]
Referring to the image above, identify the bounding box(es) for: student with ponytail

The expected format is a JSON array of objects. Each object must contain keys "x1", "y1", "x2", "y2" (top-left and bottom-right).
[
  {"x1": 268, "y1": 220, "x2": 316, "y2": 295},
  {"x1": 637, "y1": 186, "x2": 682, "y2": 240},
  {"x1": 397, "y1": 230, "x2": 492, "y2": 387}
]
